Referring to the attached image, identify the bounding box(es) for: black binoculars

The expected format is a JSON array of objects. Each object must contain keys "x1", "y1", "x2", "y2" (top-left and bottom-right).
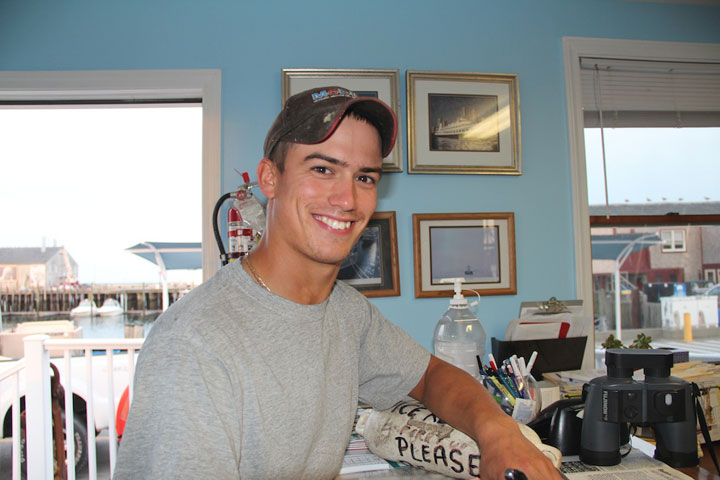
[{"x1": 580, "y1": 348, "x2": 698, "y2": 467}]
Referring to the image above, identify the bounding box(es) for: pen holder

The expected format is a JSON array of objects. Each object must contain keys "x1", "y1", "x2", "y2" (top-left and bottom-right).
[
  {"x1": 480, "y1": 377, "x2": 515, "y2": 416},
  {"x1": 511, "y1": 397, "x2": 539, "y2": 424}
]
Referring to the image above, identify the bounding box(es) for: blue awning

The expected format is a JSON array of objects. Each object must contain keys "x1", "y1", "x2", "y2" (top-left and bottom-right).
[
  {"x1": 125, "y1": 242, "x2": 202, "y2": 270},
  {"x1": 591, "y1": 233, "x2": 662, "y2": 261}
]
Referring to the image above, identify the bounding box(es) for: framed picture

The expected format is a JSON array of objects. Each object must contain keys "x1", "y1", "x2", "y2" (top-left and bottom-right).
[
  {"x1": 406, "y1": 71, "x2": 521, "y2": 175},
  {"x1": 338, "y1": 211, "x2": 400, "y2": 297},
  {"x1": 281, "y1": 68, "x2": 403, "y2": 172},
  {"x1": 412, "y1": 212, "x2": 516, "y2": 298}
]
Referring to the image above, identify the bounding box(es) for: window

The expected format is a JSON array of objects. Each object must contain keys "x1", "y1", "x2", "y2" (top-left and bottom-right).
[
  {"x1": 564, "y1": 38, "x2": 720, "y2": 347},
  {"x1": 0, "y1": 70, "x2": 221, "y2": 280},
  {"x1": 660, "y1": 229, "x2": 686, "y2": 253}
]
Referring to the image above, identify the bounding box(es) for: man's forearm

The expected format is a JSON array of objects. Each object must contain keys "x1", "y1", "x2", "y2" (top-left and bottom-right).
[{"x1": 409, "y1": 354, "x2": 519, "y2": 446}]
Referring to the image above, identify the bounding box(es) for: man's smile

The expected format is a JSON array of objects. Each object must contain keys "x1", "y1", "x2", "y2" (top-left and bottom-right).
[{"x1": 313, "y1": 214, "x2": 354, "y2": 231}]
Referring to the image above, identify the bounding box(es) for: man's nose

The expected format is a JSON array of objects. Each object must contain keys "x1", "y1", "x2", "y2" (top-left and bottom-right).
[{"x1": 328, "y1": 177, "x2": 356, "y2": 211}]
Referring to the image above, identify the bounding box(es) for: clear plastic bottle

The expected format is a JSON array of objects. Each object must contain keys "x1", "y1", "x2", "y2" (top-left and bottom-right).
[{"x1": 433, "y1": 278, "x2": 487, "y2": 378}]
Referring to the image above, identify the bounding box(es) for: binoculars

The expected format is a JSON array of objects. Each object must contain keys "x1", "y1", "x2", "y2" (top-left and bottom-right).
[{"x1": 580, "y1": 348, "x2": 698, "y2": 467}]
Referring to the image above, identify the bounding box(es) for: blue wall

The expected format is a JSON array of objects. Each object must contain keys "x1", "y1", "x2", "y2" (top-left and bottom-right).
[{"x1": 2, "y1": 0, "x2": 718, "y2": 350}]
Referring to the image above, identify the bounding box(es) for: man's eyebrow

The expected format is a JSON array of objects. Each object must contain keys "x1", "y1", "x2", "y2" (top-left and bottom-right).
[
  {"x1": 304, "y1": 153, "x2": 346, "y2": 167},
  {"x1": 304, "y1": 153, "x2": 383, "y2": 177}
]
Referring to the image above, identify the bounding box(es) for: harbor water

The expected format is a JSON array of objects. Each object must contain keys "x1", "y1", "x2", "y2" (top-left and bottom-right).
[{"x1": 1, "y1": 312, "x2": 159, "y2": 341}]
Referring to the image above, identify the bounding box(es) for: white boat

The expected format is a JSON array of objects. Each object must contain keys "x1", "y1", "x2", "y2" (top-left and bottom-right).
[
  {"x1": 97, "y1": 298, "x2": 123, "y2": 317},
  {"x1": 71, "y1": 298, "x2": 98, "y2": 317}
]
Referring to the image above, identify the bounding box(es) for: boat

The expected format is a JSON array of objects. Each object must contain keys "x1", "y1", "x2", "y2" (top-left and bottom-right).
[
  {"x1": 71, "y1": 298, "x2": 98, "y2": 317},
  {"x1": 433, "y1": 118, "x2": 476, "y2": 137},
  {"x1": 433, "y1": 107, "x2": 479, "y2": 137},
  {"x1": 97, "y1": 298, "x2": 123, "y2": 317},
  {"x1": 0, "y1": 319, "x2": 83, "y2": 358}
]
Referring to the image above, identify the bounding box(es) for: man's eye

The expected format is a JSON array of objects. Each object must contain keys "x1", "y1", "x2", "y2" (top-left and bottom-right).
[
  {"x1": 357, "y1": 175, "x2": 377, "y2": 185},
  {"x1": 312, "y1": 166, "x2": 331, "y2": 175}
]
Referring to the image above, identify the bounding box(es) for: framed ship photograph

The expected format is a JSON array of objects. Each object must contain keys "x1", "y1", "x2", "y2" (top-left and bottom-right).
[
  {"x1": 412, "y1": 212, "x2": 516, "y2": 298},
  {"x1": 337, "y1": 211, "x2": 400, "y2": 297},
  {"x1": 406, "y1": 71, "x2": 521, "y2": 175},
  {"x1": 281, "y1": 68, "x2": 403, "y2": 172}
]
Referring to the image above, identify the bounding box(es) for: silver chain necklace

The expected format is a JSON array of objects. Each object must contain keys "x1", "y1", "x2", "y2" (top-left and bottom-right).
[{"x1": 244, "y1": 254, "x2": 271, "y2": 293}]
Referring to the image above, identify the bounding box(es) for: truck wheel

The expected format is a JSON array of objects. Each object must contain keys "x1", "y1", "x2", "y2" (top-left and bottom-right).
[
  {"x1": 20, "y1": 413, "x2": 89, "y2": 476},
  {"x1": 67, "y1": 414, "x2": 89, "y2": 473}
]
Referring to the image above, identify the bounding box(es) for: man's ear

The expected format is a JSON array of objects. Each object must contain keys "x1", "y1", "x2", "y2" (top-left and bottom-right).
[{"x1": 257, "y1": 158, "x2": 278, "y2": 198}]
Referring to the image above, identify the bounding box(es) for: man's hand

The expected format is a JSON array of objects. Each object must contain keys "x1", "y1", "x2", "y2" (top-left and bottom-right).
[
  {"x1": 473, "y1": 414, "x2": 561, "y2": 479},
  {"x1": 410, "y1": 355, "x2": 562, "y2": 479}
]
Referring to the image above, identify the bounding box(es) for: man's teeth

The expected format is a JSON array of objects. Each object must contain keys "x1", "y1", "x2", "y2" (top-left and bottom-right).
[{"x1": 316, "y1": 216, "x2": 352, "y2": 230}]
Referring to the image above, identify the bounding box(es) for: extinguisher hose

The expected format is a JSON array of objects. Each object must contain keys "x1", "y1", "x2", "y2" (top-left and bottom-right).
[{"x1": 212, "y1": 191, "x2": 235, "y2": 266}]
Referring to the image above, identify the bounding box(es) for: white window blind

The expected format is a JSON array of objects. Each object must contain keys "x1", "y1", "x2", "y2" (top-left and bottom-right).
[{"x1": 580, "y1": 57, "x2": 720, "y2": 127}]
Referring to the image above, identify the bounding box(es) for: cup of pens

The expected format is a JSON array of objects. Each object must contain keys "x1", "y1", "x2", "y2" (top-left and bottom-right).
[{"x1": 477, "y1": 352, "x2": 539, "y2": 424}]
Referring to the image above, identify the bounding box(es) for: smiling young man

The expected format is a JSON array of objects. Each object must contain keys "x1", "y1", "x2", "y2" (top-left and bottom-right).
[{"x1": 114, "y1": 87, "x2": 560, "y2": 479}]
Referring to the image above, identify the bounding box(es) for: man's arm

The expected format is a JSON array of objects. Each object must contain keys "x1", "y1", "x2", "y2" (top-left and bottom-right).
[{"x1": 409, "y1": 355, "x2": 561, "y2": 480}]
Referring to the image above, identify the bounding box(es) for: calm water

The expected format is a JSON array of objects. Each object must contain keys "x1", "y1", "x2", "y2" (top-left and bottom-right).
[{"x1": 1, "y1": 312, "x2": 159, "y2": 339}]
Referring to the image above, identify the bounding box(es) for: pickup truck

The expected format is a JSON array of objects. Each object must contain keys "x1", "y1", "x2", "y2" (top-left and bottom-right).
[{"x1": 0, "y1": 352, "x2": 134, "y2": 473}]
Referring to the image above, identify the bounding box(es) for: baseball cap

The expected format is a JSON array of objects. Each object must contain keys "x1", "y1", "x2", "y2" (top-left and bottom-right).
[{"x1": 263, "y1": 86, "x2": 397, "y2": 159}]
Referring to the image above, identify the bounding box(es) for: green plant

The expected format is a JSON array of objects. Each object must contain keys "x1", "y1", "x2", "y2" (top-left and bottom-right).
[{"x1": 601, "y1": 333, "x2": 653, "y2": 349}]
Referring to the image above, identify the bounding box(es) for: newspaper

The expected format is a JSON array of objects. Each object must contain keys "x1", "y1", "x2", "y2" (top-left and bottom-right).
[{"x1": 560, "y1": 444, "x2": 693, "y2": 479}]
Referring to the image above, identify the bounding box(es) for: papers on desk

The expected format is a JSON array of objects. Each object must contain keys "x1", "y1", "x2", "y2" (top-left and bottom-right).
[
  {"x1": 505, "y1": 312, "x2": 592, "y2": 341},
  {"x1": 340, "y1": 451, "x2": 390, "y2": 475},
  {"x1": 560, "y1": 443, "x2": 693, "y2": 479}
]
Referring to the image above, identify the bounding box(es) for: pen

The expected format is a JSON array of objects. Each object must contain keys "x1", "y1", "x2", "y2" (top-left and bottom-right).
[
  {"x1": 509, "y1": 356, "x2": 529, "y2": 399},
  {"x1": 499, "y1": 365, "x2": 521, "y2": 398}
]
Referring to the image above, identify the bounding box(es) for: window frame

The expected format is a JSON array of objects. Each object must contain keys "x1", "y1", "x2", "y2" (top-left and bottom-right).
[
  {"x1": 0, "y1": 70, "x2": 222, "y2": 281},
  {"x1": 660, "y1": 228, "x2": 686, "y2": 253}
]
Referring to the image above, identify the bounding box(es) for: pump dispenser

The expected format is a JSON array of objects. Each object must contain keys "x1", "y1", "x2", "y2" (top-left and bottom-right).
[{"x1": 433, "y1": 278, "x2": 487, "y2": 378}]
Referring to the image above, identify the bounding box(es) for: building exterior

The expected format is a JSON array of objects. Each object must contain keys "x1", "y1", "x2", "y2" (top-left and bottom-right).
[
  {"x1": 0, "y1": 247, "x2": 78, "y2": 290},
  {"x1": 588, "y1": 202, "x2": 720, "y2": 330}
]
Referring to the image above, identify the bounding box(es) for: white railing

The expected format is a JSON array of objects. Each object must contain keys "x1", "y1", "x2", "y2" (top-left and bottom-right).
[
  {"x1": 0, "y1": 358, "x2": 25, "y2": 480},
  {"x1": 22, "y1": 334, "x2": 144, "y2": 480}
]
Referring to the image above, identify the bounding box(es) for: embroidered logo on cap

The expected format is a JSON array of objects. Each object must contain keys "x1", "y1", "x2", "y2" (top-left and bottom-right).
[{"x1": 311, "y1": 87, "x2": 356, "y2": 102}]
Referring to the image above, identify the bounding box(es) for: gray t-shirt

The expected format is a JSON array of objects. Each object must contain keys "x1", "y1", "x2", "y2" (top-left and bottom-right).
[{"x1": 114, "y1": 260, "x2": 430, "y2": 479}]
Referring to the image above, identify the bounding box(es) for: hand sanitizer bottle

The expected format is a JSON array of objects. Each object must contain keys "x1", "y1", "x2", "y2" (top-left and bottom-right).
[{"x1": 433, "y1": 278, "x2": 487, "y2": 378}]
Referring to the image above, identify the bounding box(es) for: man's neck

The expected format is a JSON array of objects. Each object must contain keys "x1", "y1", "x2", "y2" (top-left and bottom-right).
[{"x1": 243, "y1": 243, "x2": 339, "y2": 305}]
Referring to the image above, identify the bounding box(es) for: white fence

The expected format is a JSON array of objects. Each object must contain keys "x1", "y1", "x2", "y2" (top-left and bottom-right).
[{"x1": 2, "y1": 335, "x2": 144, "y2": 480}]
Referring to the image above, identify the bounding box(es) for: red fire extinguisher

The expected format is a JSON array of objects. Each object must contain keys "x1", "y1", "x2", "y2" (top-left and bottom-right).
[
  {"x1": 214, "y1": 171, "x2": 263, "y2": 266},
  {"x1": 227, "y1": 203, "x2": 253, "y2": 262},
  {"x1": 227, "y1": 175, "x2": 255, "y2": 262}
]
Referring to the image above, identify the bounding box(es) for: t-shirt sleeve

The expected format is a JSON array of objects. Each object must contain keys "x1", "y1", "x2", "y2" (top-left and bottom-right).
[
  {"x1": 356, "y1": 302, "x2": 431, "y2": 411},
  {"x1": 114, "y1": 325, "x2": 241, "y2": 479}
]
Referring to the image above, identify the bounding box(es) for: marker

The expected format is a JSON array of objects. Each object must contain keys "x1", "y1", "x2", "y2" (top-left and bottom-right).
[
  {"x1": 488, "y1": 353, "x2": 498, "y2": 371},
  {"x1": 526, "y1": 351, "x2": 538, "y2": 375}
]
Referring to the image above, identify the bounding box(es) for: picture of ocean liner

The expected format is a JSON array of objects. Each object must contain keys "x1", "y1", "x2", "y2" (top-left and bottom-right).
[{"x1": 428, "y1": 93, "x2": 500, "y2": 152}]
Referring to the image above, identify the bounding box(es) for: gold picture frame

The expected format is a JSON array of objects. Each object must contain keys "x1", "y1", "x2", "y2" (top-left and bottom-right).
[
  {"x1": 407, "y1": 71, "x2": 521, "y2": 175},
  {"x1": 281, "y1": 68, "x2": 403, "y2": 172},
  {"x1": 412, "y1": 212, "x2": 517, "y2": 297}
]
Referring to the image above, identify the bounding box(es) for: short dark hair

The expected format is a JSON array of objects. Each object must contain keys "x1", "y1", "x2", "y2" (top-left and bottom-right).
[{"x1": 266, "y1": 109, "x2": 381, "y2": 173}]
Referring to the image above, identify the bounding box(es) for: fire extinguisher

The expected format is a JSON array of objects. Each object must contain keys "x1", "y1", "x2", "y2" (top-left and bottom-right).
[
  {"x1": 213, "y1": 171, "x2": 264, "y2": 266},
  {"x1": 227, "y1": 198, "x2": 254, "y2": 262}
]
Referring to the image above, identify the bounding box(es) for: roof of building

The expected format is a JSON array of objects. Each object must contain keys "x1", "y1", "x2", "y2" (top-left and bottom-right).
[
  {"x1": 0, "y1": 247, "x2": 64, "y2": 264},
  {"x1": 589, "y1": 201, "x2": 720, "y2": 216}
]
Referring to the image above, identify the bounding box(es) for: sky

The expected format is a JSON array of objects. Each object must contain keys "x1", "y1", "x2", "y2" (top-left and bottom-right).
[
  {"x1": 0, "y1": 106, "x2": 203, "y2": 285},
  {"x1": 584, "y1": 127, "x2": 720, "y2": 206}
]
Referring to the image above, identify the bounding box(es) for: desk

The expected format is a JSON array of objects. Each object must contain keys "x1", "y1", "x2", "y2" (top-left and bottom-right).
[{"x1": 676, "y1": 442, "x2": 720, "y2": 480}]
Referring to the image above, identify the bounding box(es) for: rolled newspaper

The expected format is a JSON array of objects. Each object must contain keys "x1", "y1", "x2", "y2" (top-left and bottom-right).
[{"x1": 356, "y1": 400, "x2": 561, "y2": 479}]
